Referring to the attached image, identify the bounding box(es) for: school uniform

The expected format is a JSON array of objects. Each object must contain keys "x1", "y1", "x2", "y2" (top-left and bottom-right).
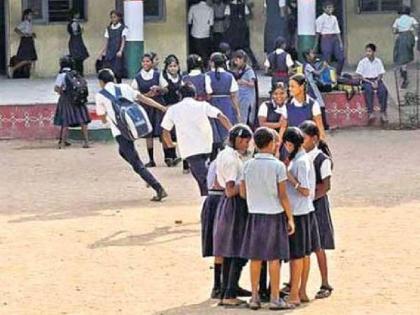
[
  {"x1": 182, "y1": 70, "x2": 207, "y2": 101},
  {"x1": 286, "y1": 150, "x2": 319, "y2": 259},
  {"x1": 68, "y1": 20, "x2": 89, "y2": 76},
  {"x1": 16, "y1": 20, "x2": 37, "y2": 61},
  {"x1": 393, "y1": 15, "x2": 419, "y2": 65},
  {"x1": 205, "y1": 68, "x2": 239, "y2": 144},
  {"x1": 265, "y1": 48, "x2": 294, "y2": 86},
  {"x1": 161, "y1": 97, "x2": 223, "y2": 196},
  {"x1": 234, "y1": 65, "x2": 257, "y2": 125},
  {"x1": 161, "y1": 72, "x2": 182, "y2": 106},
  {"x1": 95, "y1": 82, "x2": 164, "y2": 193},
  {"x1": 104, "y1": 23, "x2": 128, "y2": 81},
  {"x1": 240, "y1": 153, "x2": 290, "y2": 261},
  {"x1": 53, "y1": 68, "x2": 91, "y2": 128},
  {"x1": 132, "y1": 69, "x2": 166, "y2": 138},
  {"x1": 284, "y1": 96, "x2": 322, "y2": 128},
  {"x1": 315, "y1": 13, "x2": 345, "y2": 75},
  {"x1": 201, "y1": 161, "x2": 224, "y2": 257},
  {"x1": 264, "y1": 0, "x2": 288, "y2": 53},
  {"x1": 307, "y1": 148, "x2": 335, "y2": 250},
  {"x1": 356, "y1": 57, "x2": 388, "y2": 115}
]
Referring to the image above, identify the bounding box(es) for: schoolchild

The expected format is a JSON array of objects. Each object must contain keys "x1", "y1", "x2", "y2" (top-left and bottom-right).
[
  {"x1": 219, "y1": 42, "x2": 233, "y2": 70},
  {"x1": 53, "y1": 55, "x2": 90, "y2": 149},
  {"x1": 95, "y1": 68, "x2": 168, "y2": 202},
  {"x1": 206, "y1": 52, "x2": 241, "y2": 160},
  {"x1": 314, "y1": 1, "x2": 345, "y2": 75},
  {"x1": 299, "y1": 120, "x2": 335, "y2": 300},
  {"x1": 239, "y1": 127, "x2": 295, "y2": 310},
  {"x1": 99, "y1": 10, "x2": 127, "y2": 83},
  {"x1": 231, "y1": 50, "x2": 257, "y2": 126},
  {"x1": 282, "y1": 127, "x2": 320, "y2": 306},
  {"x1": 264, "y1": 36, "x2": 294, "y2": 86},
  {"x1": 67, "y1": 11, "x2": 89, "y2": 76},
  {"x1": 213, "y1": 124, "x2": 253, "y2": 307},
  {"x1": 131, "y1": 53, "x2": 171, "y2": 168},
  {"x1": 286, "y1": 74, "x2": 326, "y2": 140},
  {"x1": 182, "y1": 54, "x2": 207, "y2": 101}
]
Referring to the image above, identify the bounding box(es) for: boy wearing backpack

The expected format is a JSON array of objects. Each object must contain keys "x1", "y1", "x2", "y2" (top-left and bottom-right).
[{"x1": 95, "y1": 69, "x2": 168, "y2": 202}]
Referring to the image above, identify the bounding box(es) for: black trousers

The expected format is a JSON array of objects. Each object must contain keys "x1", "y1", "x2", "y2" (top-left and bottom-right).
[
  {"x1": 191, "y1": 37, "x2": 211, "y2": 66},
  {"x1": 222, "y1": 258, "x2": 247, "y2": 299},
  {"x1": 116, "y1": 136, "x2": 162, "y2": 192},
  {"x1": 185, "y1": 154, "x2": 209, "y2": 196}
]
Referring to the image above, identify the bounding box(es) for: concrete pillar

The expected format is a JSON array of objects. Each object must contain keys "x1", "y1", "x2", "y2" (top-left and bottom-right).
[
  {"x1": 297, "y1": 0, "x2": 316, "y2": 60},
  {"x1": 124, "y1": 0, "x2": 144, "y2": 78}
]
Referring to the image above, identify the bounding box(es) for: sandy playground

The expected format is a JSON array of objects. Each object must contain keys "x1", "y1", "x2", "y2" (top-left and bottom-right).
[{"x1": 1, "y1": 128, "x2": 420, "y2": 315}]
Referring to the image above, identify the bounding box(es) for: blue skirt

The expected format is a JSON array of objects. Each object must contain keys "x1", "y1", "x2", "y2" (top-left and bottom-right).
[
  {"x1": 310, "y1": 211, "x2": 321, "y2": 253},
  {"x1": 314, "y1": 196, "x2": 335, "y2": 250},
  {"x1": 54, "y1": 94, "x2": 91, "y2": 127},
  {"x1": 201, "y1": 192, "x2": 223, "y2": 257},
  {"x1": 210, "y1": 97, "x2": 238, "y2": 144},
  {"x1": 213, "y1": 195, "x2": 248, "y2": 258},
  {"x1": 240, "y1": 212, "x2": 290, "y2": 261},
  {"x1": 289, "y1": 214, "x2": 313, "y2": 260},
  {"x1": 142, "y1": 96, "x2": 165, "y2": 138}
]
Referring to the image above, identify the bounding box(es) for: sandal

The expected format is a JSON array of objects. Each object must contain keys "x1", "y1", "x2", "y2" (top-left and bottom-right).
[
  {"x1": 280, "y1": 282, "x2": 291, "y2": 296},
  {"x1": 269, "y1": 298, "x2": 296, "y2": 311},
  {"x1": 315, "y1": 285, "x2": 333, "y2": 299},
  {"x1": 248, "y1": 297, "x2": 261, "y2": 311},
  {"x1": 222, "y1": 298, "x2": 247, "y2": 308}
]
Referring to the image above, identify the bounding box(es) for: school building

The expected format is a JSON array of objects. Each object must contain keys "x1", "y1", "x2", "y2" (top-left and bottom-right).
[{"x1": 0, "y1": 0, "x2": 418, "y2": 78}]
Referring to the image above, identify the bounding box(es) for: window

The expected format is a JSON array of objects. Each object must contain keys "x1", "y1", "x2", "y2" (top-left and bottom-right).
[
  {"x1": 358, "y1": 0, "x2": 411, "y2": 13},
  {"x1": 115, "y1": 0, "x2": 166, "y2": 22},
  {"x1": 22, "y1": 0, "x2": 86, "y2": 23}
]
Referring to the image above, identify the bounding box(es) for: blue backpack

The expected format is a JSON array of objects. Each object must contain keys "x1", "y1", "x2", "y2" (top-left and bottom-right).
[{"x1": 100, "y1": 86, "x2": 153, "y2": 141}]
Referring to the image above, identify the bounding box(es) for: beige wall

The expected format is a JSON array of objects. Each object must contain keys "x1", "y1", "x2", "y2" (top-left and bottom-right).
[
  {"x1": 248, "y1": 0, "x2": 265, "y2": 65},
  {"x1": 7, "y1": 0, "x2": 187, "y2": 77}
]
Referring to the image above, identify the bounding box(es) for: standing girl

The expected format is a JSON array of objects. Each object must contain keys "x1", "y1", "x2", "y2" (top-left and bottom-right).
[
  {"x1": 131, "y1": 53, "x2": 166, "y2": 168},
  {"x1": 393, "y1": 5, "x2": 419, "y2": 89},
  {"x1": 13, "y1": 9, "x2": 37, "y2": 76},
  {"x1": 67, "y1": 11, "x2": 89, "y2": 76},
  {"x1": 299, "y1": 120, "x2": 335, "y2": 299},
  {"x1": 182, "y1": 54, "x2": 207, "y2": 101},
  {"x1": 206, "y1": 52, "x2": 241, "y2": 159},
  {"x1": 282, "y1": 127, "x2": 320, "y2": 306},
  {"x1": 53, "y1": 55, "x2": 91, "y2": 149},
  {"x1": 264, "y1": 36, "x2": 294, "y2": 87},
  {"x1": 239, "y1": 127, "x2": 295, "y2": 310},
  {"x1": 99, "y1": 10, "x2": 127, "y2": 83},
  {"x1": 213, "y1": 124, "x2": 253, "y2": 307},
  {"x1": 232, "y1": 50, "x2": 257, "y2": 126},
  {"x1": 286, "y1": 74, "x2": 326, "y2": 140}
]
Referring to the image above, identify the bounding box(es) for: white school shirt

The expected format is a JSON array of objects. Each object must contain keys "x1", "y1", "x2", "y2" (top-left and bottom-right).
[
  {"x1": 257, "y1": 101, "x2": 287, "y2": 118},
  {"x1": 315, "y1": 13, "x2": 341, "y2": 35},
  {"x1": 54, "y1": 68, "x2": 72, "y2": 90},
  {"x1": 104, "y1": 23, "x2": 129, "y2": 38},
  {"x1": 264, "y1": 0, "x2": 286, "y2": 8},
  {"x1": 159, "y1": 72, "x2": 181, "y2": 89},
  {"x1": 282, "y1": 97, "x2": 322, "y2": 119},
  {"x1": 216, "y1": 146, "x2": 244, "y2": 188},
  {"x1": 205, "y1": 68, "x2": 239, "y2": 94},
  {"x1": 160, "y1": 98, "x2": 221, "y2": 159},
  {"x1": 393, "y1": 15, "x2": 419, "y2": 32},
  {"x1": 286, "y1": 150, "x2": 315, "y2": 215},
  {"x1": 188, "y1": 1, "x2": 214, "y2": 39},
  {"x1": 264, "y1": 49, "x2": 294, "y2": 68},
  {"x1": 306, "y1": 147, "x2": 332, "y2": 181},
  {"x1": 356, "y1": 57, "x2": 386, "y2": 79},
  {"x1": 95, "y1": 82, "x2": 142, "y2": 137},
  {"x1": 131, "y1": 69, "x2": 167, "y2": 90},
  {"x1": 17, "y1": 20, "x2": 33, "y2": 36}
]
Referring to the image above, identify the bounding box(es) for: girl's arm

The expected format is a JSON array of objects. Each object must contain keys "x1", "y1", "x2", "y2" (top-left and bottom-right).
[
  {"x1": 136, "y1": 93, "x2": 166, "y2": 112},
  {"x1": 315, "y1": 176, "x2": 331, "y2": 200},
  {"x1": 313, "y1": 114, "x2": 326, "y2": 141},
  {"x1": 225, "y1": 181, "x2": 239, "y2": 198},
  {"x1": 239, "y1": 180, "x2": 247, "y2": 199},
  {"x1": 238, "y1": 78, "x2": 255, "y2": 88},
  {"x1": 258, "y1": 116, "x2": 281, "y2": 129},
  {"x1": 54, "y1": 86, "x2": 62, "y2": 95},
  {"x1": 278, "y1": 181, "x2": 295, "y2": 235},
  {"x1": 231, "y1": 92, "x2": 241, "y2": 121},
  {"x1": 14, "y1": 27, "x2": 26, "y2": 37},
  {"x1": 278, "y1": 117, "x2": 287, "y2": 141},
  {"x1": 117, "y1": 36, "x2": 126, "y2": 58},
  {"x1": 287, "y1": 171, "x2": 310, "y2": 197}
]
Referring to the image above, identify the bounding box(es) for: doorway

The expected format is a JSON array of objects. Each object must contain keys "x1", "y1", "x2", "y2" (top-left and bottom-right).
[{"x1": 0, "y1": 0, "x2": 6, "y2": 75}]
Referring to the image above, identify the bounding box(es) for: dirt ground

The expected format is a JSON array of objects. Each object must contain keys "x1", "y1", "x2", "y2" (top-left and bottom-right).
[{"x1": 1, "y1": 128, "x2": 420, "y2": 315}]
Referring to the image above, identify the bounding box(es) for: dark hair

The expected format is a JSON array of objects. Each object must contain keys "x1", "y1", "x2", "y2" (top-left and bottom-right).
[
  {"x1": 179, "y1": 82, "x2": 197, "y2": 99},
  {"x1": 187, "y1": 54, "x2": 204, "y2": 73},
  {"x1": 219, "y1": 42, "x2": 231, "y2": 55},
  {"x1": 289, "y1": 74, "x2": 307, "y2": 101},
  {"x1": 270, "y1": 81, "x2": 287, "y2": 94},
  {"x1": 228, "y1": 124, "x2": 253, "y2": 149},
  {"x1": 163, "y1": 54, "x2": 181, "y2": 77},
  {"x1": 283, "y1": 127, "x2": 304, "y2": 161},
  {"x1": 399, "y1": 5, "x2": 411, "y2": 15},
  {"x1": 254, "y1": 127, "x2": 275, "y2": 150},
  {"x1": 59, "y1": 55, "x2": 74, "y2": 72},
  {"x1": 22, "y1": 8, "x2": 33, "y2": 21},
  {"x1": 210, "y1": 52, "x2": 227, "y2": 80},
  {"x1": 323, "y1": 0, "x2": 334, "y2": 8},
  {"x1": 98, "y1": 68, "x2": 115, "y2": 84},
  {"x1": 274, "y1": 36, "x2": 287, "y2": 50},
  {"x1": 232, "y1": 49, "x2": 249, "y2": 63},
  {"x1": 365, "y1": 43, "x2": 377, "y2": 52},
  {"x1": 142, "y1": 53, "x2": 154, "y2": 63}
]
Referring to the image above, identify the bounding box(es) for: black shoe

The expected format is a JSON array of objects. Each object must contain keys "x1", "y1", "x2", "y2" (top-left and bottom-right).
[
  {"x1": 211, "y1": 287, "x2": 222, "y2": 299},
  {"x1": 164, "y1": 158, "x2": 173, "y2": 167},
  {"x1": 145, "y1": 161, "x2": 156, "y2": 168},
  {"x1": 259, "y1": 291, "x2": 270, "y2": 303},
  {"x1": 171, "y1": 157, "x2": 182, "y2": 167},
  {"x1": 236, "y1": 287, "x2": 252, "y2": 297},
  {"x1": 151, "y1": 188, "x2": 168, "y2": 202}
]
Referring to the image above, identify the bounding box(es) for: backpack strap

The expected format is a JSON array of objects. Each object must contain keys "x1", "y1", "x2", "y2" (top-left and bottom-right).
[{"x1": 99, "y1": 88, "x2": 117, "y2": 103}]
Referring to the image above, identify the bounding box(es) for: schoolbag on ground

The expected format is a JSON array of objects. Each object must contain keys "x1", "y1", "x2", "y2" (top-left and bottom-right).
[
  {"x1": 65, "y1": 70, "x2": 89, "y2": 106},
  {"x1": 337, "y1": 73, "x2": 361, "y2": 101},
  {"x1": 100, "y1": 86, "x2": 152, "y2": 141}
]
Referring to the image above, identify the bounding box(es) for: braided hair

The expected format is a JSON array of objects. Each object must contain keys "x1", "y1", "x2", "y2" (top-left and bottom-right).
[
  {"x1": 282, "y1": 127, "x2": 304, "y2": 161},
  {"x1": 210, "y1": 52, "x2": 227, "y2": 81}
]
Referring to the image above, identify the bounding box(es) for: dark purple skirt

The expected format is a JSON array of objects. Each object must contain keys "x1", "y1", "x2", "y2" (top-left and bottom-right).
[
  {"x1": 289, "y1": 213, "x2": 313, "y2": 260},
  {"x1": 142, "y1": 96, "x2": 165, "y2": 138},
  {"x1": 310, "y1": 211, "x2": 321, "y2": 253},
  {"x1": 213, "y1": 195, "x2": 248, "y2": 258},
  {"x1": 17, "y1": 37, "x2": 37, "y2": 61},
  {"x1": 314, "y1": 196, "x2": 335, "y2": 250},
  {"x1": 240, "y1": 212, "x2": 290, "y2": 261},
  {"x1": 54, "y1": 94, "x2": 91, "y2": 127},
  {"x1": 201, "y1": 192, "x2": 223, "y2": 257}
]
